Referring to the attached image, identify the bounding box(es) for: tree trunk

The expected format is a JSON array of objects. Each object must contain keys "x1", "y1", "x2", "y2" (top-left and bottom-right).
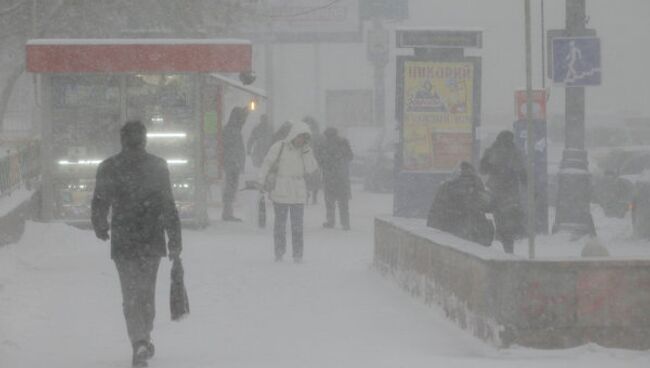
[{"x1": 0, "y1": 64, "x2": 25, "y2": 133}]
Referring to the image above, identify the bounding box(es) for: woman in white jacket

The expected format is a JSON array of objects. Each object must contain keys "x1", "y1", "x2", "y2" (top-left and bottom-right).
[{"x1": 258, "y1": 121, "x2": 319, "y2": 262}]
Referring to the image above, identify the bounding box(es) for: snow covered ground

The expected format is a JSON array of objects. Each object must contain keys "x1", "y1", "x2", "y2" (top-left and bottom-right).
[{"x1": 1, "y1": 187, "x2": 649, "y2": 367}]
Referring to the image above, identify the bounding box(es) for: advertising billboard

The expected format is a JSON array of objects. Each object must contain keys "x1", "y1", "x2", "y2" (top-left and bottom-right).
[
  {"x1": 515, "y1": 89, "x2": 547, "y2": 121},
  {"x1": 401, "y1": 60, "x2": 476, "y2": 171},
  {"x1": 228, "y1": 0, "x2": 361, "y2": 43}
]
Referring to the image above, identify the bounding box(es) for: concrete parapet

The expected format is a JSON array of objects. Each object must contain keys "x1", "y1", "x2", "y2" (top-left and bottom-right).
[
  {"x1": 374, "y1": 216, "x2": 650, "y2": 349},
  {"x1": 0, "y1": 190, "x2": 36, "y2": 246}
]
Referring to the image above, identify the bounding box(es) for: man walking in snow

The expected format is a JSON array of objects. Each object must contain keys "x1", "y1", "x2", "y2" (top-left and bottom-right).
[
  {"x1": 92, "y1": 120, "x2": 182, "y2": 367},
  {"x1": 479, "y1": 130, "x2": 526, "y2": 253}
]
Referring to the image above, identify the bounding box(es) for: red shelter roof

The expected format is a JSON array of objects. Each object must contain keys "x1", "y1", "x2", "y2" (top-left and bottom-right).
[{"x1": 26, "y1": 39, "x2": 252, "y2": 73}]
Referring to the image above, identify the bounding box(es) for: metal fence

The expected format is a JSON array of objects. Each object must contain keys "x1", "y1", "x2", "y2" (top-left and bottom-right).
[{"x1": 0, "y1": 141, "x2": 40, "y2": 197}]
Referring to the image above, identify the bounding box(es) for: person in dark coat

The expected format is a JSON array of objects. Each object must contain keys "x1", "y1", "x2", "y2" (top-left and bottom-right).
[
  {"x1": 271, "y1": 121, "x2": 292, "y2": 145},
  {"x1": 91, "y1": 120, "x2": 182, "y2": 367},
  {"x1": 480, "y1": 130, "x2": 527, "y2": 253},
  {"x1": 427, "y1": 162, "x2": 494, "y2": 246},
  {"x1": 222, "y1": 106, "x2": 249, "y2": 221},
  {"x1": 318, "y1": 127, "x2": 353, "y2": 230},
  {"x1": 247, "y1": 114, "x2": 274, "y2": 168},
  {"x1": 302, "y1": 116, "x2": 323, "y2": 204}
]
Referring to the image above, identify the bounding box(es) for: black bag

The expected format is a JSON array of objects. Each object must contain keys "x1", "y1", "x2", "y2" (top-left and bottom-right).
[
  {"x1": 258, "y1": 192, "x2": 266, "y2": 229},
  {"x1": 170, "y1": 258, "x2": 190, "y2": 321},
  {"x1": 263, "y1": 143, "x2": 285, "y2": 192},
  {"x1": 304, "y1": 169, "x2": 321, "y2": 192},
  {"x1": 474, "y1": 215, "x2": 495, "y2": 247}
]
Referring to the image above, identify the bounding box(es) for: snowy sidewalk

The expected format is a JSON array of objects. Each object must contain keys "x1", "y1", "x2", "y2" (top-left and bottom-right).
[{"x1": 1, "y1": 188, "x2": 649, "y2": 367}]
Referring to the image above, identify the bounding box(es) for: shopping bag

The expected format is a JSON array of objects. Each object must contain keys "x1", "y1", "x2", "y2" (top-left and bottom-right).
[{"x1": 170, "y1": 258, "x2": 190, "y2": 321}]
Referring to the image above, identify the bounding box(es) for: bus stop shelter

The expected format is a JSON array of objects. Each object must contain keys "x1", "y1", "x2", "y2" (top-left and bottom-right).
[{"x1": 26, "y1": 39, "x2": 253, "y2": 225}]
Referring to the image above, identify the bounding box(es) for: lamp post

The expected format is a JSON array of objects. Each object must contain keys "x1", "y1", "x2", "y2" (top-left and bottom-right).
[
  {"x1": 524, "y1": 0, "x2": 536, "y2": 258},
  {"x1": 552, "y1": 0, "x2": 593, "y2": 236}
]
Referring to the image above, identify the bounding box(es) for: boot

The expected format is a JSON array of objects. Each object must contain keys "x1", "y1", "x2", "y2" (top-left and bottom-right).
[{"x1": 132, "y1": 341, "x2": 149, "y2": 367}]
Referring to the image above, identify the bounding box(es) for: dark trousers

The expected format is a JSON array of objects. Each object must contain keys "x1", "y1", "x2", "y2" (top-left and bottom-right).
[
  {"x1": 273, "y1": 203, "x2": 304, "y2": 259},
  {"x1": 222, "y1": 168, "x2": 240, "y2": 218},
  {"x1": 114, "y1": 257, "x2": 161, "y2": 346},
  {"x1": 324, "y1": 192, "x2": 349, "y2": 228}
]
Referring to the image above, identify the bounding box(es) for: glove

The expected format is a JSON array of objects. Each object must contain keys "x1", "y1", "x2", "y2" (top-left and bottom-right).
[{"x1": 95, "y1": 228, "x2": 110, "y2": 241}]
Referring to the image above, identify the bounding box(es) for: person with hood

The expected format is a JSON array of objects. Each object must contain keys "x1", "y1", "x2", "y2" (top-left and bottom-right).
[
  {"x1": 480, "y1": 130, "x2": 527, "y2": 253},
  {"x1": 222, "y1": 106, "x2": 249, "y2": 221},
  {"x1": 258, "y1": 121, "x2": 319, "y2": 262},
  {"x1": 318, "y1": 127, "x2": 354, "y2": 230},
  {"x1": 247, "y1": 114, "x2": 274, "y2": 168},
  {"x1": 91, "y1": 120, "x2": 182, "y2": 367},
  {"x1": 302, "y1": 116, "x2": 323, "y2": 204},
  {"x1": 427, "y1": 161, "x2": 494, "y2": 246}
]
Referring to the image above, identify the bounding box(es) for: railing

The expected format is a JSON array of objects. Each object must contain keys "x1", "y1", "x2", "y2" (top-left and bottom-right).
[{"x1": 0, "y1": 141, "x2": 40, "y2": 197}]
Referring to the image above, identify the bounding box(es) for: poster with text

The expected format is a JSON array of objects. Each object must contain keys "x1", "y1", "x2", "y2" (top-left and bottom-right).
[{"x1": 403, "y1": 61, "x2": 474, "y2": 171}]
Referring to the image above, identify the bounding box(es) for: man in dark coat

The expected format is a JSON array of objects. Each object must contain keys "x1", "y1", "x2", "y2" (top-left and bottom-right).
[
  {"x1": 480, "y1": 130, "x2": 527, "y2": 253},
  {"x1": 222, "y1": 106, "x2": 249, "y2": 221},
  {"x1": 318, "y1": 127, "x2": 353, "y2": 230},
  {"x1": 303, "y1": 116, "x2": 323, "y2": 204},
  {"x1": 91, "y1": 120, "x2": 182, "y2": 367},
  {"x1": 271, "y1": 121, "x2": 292, "y2": 145},
  {"x1": 247, "y1": 114, "x2": 274, "y2": 168},
  {"x1": 427, "y1": 162, "x2": 494, "y2": 246}
]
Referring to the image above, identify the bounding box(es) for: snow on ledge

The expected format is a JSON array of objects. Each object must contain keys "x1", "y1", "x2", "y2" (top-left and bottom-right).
[
  {"x1": 377, "y1": 215, "x2": 517, "y2": 261},
  {"x1": 27, "y1": 38, "x2": 252, "y2": 46},
  {"x1": 0, "y1": 188, "x2": 33, "y2": 218},
  {"x1": 377, "y1": 216, "x2": 650, "y2": 263}
]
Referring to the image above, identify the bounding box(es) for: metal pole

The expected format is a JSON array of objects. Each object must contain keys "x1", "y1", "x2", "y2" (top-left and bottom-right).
[
  {"x1": 314, "y1": 43, "x2": 321, "y2": 121},
  {"x1": 31, "y1": 0, "x2": 37, "y2": 36},
  {"x1": 40, "y1": 75, "x2": 53, "y2": 221},
  {"x1": 553, "y1": 0, "x2": 591, "y2": 235},
  {"x1": 525, "y1": 0, "x2": 536, "y2": 259},
  {"x1": 541, "y1": 0, "x2": 546, "y2": 89},
  {"x1": 264, "y1": 0, "x2": 275, "y2": 128},
  {"x1": 264, "y1": 43, "x2": 275, "y2": 127},
  {"x1": 372, "y1": 19, "x2": 387, "y2": 129}
]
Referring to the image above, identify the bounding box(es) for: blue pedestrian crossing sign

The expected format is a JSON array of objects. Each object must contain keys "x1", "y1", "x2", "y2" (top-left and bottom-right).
[{"x1": 552, "y1": 37, "x2": 601, "y2": 87}]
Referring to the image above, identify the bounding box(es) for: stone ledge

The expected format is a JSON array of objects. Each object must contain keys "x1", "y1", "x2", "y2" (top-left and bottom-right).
[{"x1": 374, "y1": 216, "x2": 650, "y2": 349}]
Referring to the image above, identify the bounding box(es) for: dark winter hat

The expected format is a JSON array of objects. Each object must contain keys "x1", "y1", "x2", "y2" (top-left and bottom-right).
[
  {"x1": 120, "y1": 120, "x2": 147, "y2": 150},
  {"x1": 495, "y1": 130, "x2": 514, "y2": 145},
  {"x1": 323, "y1": 127, "x2": 338, "y2": 138},
  {"x1": 227, "y1": 107, "x2": 249, "y2": 128},
  {"x1": 459, "y1": 161, "x2": 475, "y2": 176}
]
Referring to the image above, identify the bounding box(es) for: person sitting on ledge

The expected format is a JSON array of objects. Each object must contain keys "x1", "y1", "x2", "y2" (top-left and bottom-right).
[{"x1": 427, "y1": 161, "x2": 494, "y2": 247}]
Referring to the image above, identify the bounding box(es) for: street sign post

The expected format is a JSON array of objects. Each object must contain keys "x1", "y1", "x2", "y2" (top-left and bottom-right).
[
  {"x1": 552, "y1": 37, "x2": 601, "y2": 86},
  {"x1": 514, "y1": 119, "x2": 549, "y2": 234},
  {"x1": 367, "y1": 27, "x2": 390, "y2": 65}
]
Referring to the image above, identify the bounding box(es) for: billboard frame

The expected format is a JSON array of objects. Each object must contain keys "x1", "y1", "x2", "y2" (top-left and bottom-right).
[
  {"x1": 395, "y1": 54, "x2": 482, "y2": 173},
  {"x1": 394, "y1": 53, "x2": 482, "y2": 218}
]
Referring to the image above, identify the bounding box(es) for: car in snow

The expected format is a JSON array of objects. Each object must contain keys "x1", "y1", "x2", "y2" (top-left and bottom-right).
[
  {"x1": 591, "y1": 147, "x2": 650, "y2": 219},
  {"x1": 592, "y1": 148, "x2": 650, "y2": 238}
]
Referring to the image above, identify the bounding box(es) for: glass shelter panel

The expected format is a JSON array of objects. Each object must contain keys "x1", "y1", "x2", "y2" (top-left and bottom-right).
[{"x1": 48, "y1": 73, "x2": 199, "y2": 222}]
